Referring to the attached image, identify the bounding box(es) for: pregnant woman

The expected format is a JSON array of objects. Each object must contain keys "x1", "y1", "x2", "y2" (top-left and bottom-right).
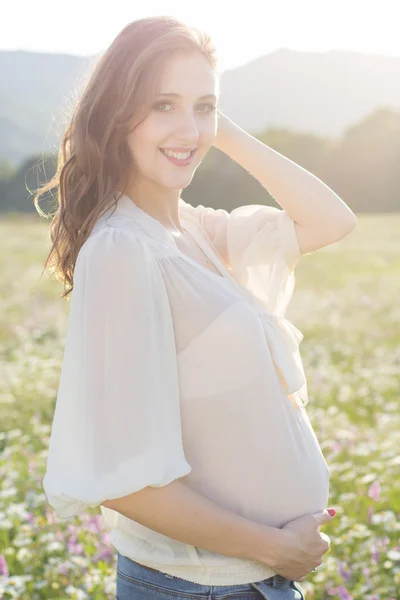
[{"x1": 40, "y1": 15, "x2": 357, "y2": 600}]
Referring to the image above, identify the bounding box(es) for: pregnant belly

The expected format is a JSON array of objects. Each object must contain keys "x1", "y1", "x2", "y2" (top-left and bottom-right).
[{"x1": 180, "y1": 401, "x2": 331, "y2": 528}]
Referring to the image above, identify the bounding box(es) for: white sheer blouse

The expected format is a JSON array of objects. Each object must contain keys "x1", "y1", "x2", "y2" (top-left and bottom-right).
[{"x1": 42, "y1": 193, "x2": 330, "y2": 585}]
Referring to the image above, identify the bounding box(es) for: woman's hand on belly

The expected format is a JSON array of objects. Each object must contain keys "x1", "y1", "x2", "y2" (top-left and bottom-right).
[{"x1": 264, "y1": 509, "x2": 336, "y2": 581}]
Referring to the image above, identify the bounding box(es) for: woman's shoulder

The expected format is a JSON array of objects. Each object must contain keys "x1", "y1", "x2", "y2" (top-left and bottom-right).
[
  {"x1": 76, "y1": 217, "x2": 152, "y2": 277},
  {"x1": 179, "y1": 197, "x2": 215, "y2": 221},
  {"x1": 72, "y1": 223, "x2": 171, "y2": 304},
  {"x1": 90, "y1": 208, "x2": 145, "y2": 237}
]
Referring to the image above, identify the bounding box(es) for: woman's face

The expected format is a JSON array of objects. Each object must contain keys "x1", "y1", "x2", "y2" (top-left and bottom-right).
[{"x1": 126, "y1": 51, "x2": 219, "y2": 192}]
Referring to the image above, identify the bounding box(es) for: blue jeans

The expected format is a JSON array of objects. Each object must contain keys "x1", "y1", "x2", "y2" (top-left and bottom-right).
[{"x1": 116, "y1": 552, "x2": 306, "y2": 599}]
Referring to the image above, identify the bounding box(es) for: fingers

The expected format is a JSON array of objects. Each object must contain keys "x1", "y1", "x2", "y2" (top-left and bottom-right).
[
  {"x1": 312, "y1": 508, "x2": 336, "y2": 527},
  {"x1": 319, "y1": 531, "x2": 331, "y2": 549}
]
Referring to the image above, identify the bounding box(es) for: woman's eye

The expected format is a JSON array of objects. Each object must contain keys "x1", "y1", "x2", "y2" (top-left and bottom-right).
[
  {"x1": 153, "y1": 102, "x2": 216, "y2": 113},
  {"x1": 197, "y1": 103, "x2": 217, "y2": 113},
  {"x1": 154, "y1": 102, "x2": 171, "y2": 112}
]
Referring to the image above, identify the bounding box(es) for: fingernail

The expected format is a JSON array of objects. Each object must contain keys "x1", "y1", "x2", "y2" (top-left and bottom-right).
[{"x1": 327, "y1": 508, "x2": 336, "y2": 516}]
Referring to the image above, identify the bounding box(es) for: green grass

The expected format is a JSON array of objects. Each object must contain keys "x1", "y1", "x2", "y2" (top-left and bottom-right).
[{"x1": 0, "y1": 212, "x2": 399, "y2": 599}]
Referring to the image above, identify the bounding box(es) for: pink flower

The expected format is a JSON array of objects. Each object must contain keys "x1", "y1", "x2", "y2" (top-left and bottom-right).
[
  {"x1": 371, "y1": 543, "x2": 380, "y2": 564},
  {"x1": 368, "y1": 480, "x2": 381, "y2": 502},
  {"x1": 0, "y1": 555, "x2": 8, "y2": 577},
  {"x1": 338, "y1": 562, "x2": 351, "y2": 581},
  {"x1": 337, "y1": 585, "x2": 353, "y2": 599}
]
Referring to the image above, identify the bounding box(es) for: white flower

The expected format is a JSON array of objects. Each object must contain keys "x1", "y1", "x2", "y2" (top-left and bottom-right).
[
  {"x1": 0, "y1": 487, "x2": 18, "y2": 499},
  {"x1": 47, "y1": 541, "x2": 64, "y2": 552},
  {"x1": 13, "y1": 537, "x2": 31, "y2": 548},
  {"x1": 7, "y1": 503, "x2": 29, "y2": 520},
  {"x1": 39, "y1": 533, "x2": 56, "y2": 543},
  {"x1": 7, "y1": 429, "x2": 22, "y2": 440},
  {"x1": 66, "y1": 585, "x2": 89, "y2": 599},
  {"x1": 0, "y1": 518, "x2": 13, "y2": 530},
  {"x1": 16, "y1": 548, "x2": 33, "y2": 563}
]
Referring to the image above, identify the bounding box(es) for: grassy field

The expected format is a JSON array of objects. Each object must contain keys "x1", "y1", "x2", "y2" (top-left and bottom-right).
[{"x1": 0, "y1": 212, "x2": 399, "y2": 599}]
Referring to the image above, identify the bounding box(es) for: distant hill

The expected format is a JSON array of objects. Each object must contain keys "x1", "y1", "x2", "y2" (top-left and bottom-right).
[
  {"x1": 219, "y1": 49, "x2": 400, "y2": 137},
  {"x1": 0, "y1": 50, "x2": 97, "y2": 164},
  {"x1": 1, "y1": 48, "x2": 400, "y2": 165}
]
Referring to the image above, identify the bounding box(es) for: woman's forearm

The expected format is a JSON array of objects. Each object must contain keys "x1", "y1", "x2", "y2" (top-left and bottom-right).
[
  {"x1": 101, "y1": 479, "x2": 280, "y2": 566},
  {"x1": 213, "y1": 110, "x2": 357, "y2": 235}
]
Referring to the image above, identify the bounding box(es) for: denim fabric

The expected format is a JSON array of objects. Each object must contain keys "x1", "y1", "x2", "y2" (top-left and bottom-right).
[{"x1": 116, "y1": 552, "x2": 306, "y2": 599}]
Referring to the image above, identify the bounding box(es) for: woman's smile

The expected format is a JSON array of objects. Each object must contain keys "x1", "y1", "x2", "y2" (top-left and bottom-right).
[{"x1": 159, "y1": 147, "x2": 197, "y2": 166}]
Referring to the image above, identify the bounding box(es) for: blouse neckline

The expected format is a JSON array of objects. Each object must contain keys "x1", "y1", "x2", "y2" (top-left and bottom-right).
[
  {"x1": 112, "y1": 192, "x2": 233, "y2": 282},
  {"x1": 109, "y1": 193, "x2": 280, "y2": 316}
]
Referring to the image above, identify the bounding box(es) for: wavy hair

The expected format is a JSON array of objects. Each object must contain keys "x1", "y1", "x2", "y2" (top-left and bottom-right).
[{"x1": 34, "y1": 15, "x2": 219, "y2": 299}]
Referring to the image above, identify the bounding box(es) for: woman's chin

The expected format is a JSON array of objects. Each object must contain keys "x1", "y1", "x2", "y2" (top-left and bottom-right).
[{"x1": 159, "y1": 173, "x2": 195, "y2": 190}]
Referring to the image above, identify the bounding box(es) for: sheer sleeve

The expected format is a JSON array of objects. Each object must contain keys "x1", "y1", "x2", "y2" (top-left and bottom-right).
[
  {"x1": 42, "y1": 226, "x2": 191, "y2": 520},
  {"x1": 181, "y1": 201, "x2": 302, "y2": 317}
]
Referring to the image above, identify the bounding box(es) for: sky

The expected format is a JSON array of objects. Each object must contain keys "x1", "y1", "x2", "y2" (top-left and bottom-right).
[{"x1": 2, "y1": 0, "x2": 398, "y2": 71}]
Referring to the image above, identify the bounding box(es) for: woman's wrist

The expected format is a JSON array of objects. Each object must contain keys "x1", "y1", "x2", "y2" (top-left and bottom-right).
[{"x1": 244, "y1": 521, "x2": 285, "y2": 567}]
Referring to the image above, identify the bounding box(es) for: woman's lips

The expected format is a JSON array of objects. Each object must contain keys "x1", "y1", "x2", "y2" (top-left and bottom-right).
[{"x1": 159, "y1": 148, "x2": 197, "y2": 166}]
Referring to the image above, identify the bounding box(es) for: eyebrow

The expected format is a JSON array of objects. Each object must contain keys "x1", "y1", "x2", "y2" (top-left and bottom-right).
[{"x1": 156, "y1": 93, "x2": 217, "y2": 101}]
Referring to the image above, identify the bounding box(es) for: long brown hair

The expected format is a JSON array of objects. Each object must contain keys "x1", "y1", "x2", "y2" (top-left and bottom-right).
[{"x1": 34, "y1": 15, "x2": 219, "y2": 299}]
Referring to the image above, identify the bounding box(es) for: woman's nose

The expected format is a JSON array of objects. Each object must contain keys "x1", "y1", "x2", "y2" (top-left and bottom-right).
[{"x1": 175, "y1": 115, "x2": 201, "y2": 142}]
